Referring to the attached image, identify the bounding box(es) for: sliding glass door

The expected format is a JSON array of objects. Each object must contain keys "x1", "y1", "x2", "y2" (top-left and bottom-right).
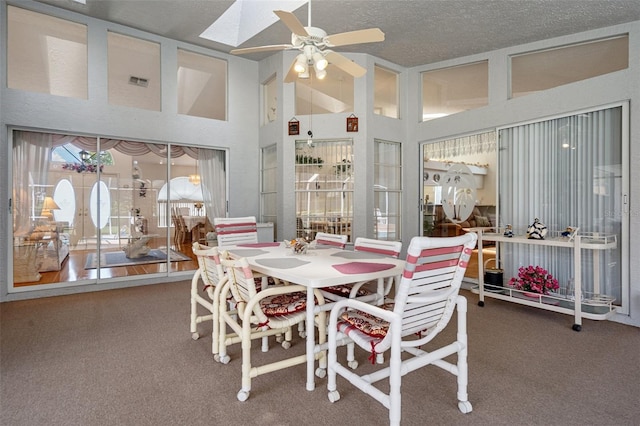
[
  {"x1": 498, "y1": 105, "x2": 628, "y2": 312},
  {"x1": 10, "y1": 129, "x2": 226, "y2": 291}
]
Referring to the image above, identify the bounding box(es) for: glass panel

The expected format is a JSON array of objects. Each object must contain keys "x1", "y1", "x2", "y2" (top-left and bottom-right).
[
  {"x1": 374, "y1": 140, "x2": 401, "y2": 240},
  {"x1": 421, "y1": 61, "x2": 488, "y2": 121},
  {"x1": 177, "y1": 49, "x2": 227, "y2": 120},
  {"x1": 422, "y1": 132, "x2": 497, "y2": 238},
  {"x1": 108, "y1": 32, "x2": 161, "y2": 111},
  {"x1": 261, "y1": 145, "x2": 277, "y2": 225},
  {"x1": 8, "y1": 5, "x2": 88, "y2": 99},
  {"x1": 498, "y1": 107, "x2": 624, "y2": 307},
  {"x1": 374, "y1": 66, "x2": 399, "y2": 119},
  {"x1": 11, "y1": 130, "x2": 228, "y2": 290},
  {"x1": 263, "y1": 75, "x2": 278, "y2": 124},
  {"x1": 511, "y1": 35, "x2": 628, "y2": 98},
  {"x1": 295, "y1": 139, "x2": 353, "y2": 241},
  {"x1": 295, "y1": 66, "x2": 354, "y2": 115}
]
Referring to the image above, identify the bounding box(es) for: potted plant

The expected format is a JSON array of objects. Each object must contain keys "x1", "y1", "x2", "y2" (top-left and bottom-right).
[{"x1": 508, "y1": 265, "x2": 559, "y2": 296}]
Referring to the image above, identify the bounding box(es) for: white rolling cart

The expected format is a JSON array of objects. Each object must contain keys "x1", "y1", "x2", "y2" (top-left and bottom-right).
[{"x1": 473, "y1": 228, "x2": 617, "y2": 331}]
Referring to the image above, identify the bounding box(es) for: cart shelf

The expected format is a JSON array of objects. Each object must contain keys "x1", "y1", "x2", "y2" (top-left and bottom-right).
[{"x1": 473, "y1": 229, "x2": 618, "y2": 331}]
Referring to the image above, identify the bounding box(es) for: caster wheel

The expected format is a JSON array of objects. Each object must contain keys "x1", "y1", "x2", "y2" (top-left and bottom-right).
[
  {"x1": 478, "y1": 301, "x2": 485, "y2": 307},
  {"x1": 327, "y1": 390, "x2": 341, "y2": 403},
  {"x1": 299, "y1": 331, "x2": 307, "y2": 338},
  {"x1": 237, "y1": 390, "x2": 250, "y2": 402},
  {"x1": 347, "y1": 360, "x2": 359, "y2": 370},
  {"x1": 191, "y1": 332, "x2": 199, "y2": 340},
  {"x1": 275, "y1": 335, "x2": 284, "y2": 343},
  {"x1": 219, "y1": 355, "x2": 231, "y2": 364},
  {"x1": 315, "y1": 368, "x2": 326, "y2": 379},
  {"x1": 214, "y1": 354, "x2": 220, "y2": 363},
  {"x1": 281, "y1": 341, "x2": 292, "y2": 350},
  {"x1": 572, "y1": 324, "x2": 582, "y2": 332},
  {"x1": 458, "y1": 400, "x2": 473, "y2": 414}
]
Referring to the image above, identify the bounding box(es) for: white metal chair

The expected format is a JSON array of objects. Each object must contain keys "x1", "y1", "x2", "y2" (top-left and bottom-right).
[
  {"x1": 326, "y1": 233, "x2": 478, "y2": 426},
  {"x1": 217, "y1": 255, "x2": 327, "y2": 401},
  {"x1": 190, "y1": 242, "x2": 228, "y2": 358},
  {"x1": 214, "y1": 216, "x2": 259, "y2": 246}
]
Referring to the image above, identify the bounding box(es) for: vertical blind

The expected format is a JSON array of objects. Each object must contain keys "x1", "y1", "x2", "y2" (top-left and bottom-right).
[{"x1": 498, "y1": 107, "x2": 623, "y2": 302}]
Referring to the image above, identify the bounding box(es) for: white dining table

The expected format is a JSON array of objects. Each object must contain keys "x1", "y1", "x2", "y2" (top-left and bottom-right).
[{"x1": 222, "y1": 241, "x2": 406, "y2": 391}]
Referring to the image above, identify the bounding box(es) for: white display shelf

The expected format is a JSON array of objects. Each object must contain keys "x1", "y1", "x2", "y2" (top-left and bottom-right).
[{"x1": 474, "y1": 229, "x2": 618, "y2": 331}]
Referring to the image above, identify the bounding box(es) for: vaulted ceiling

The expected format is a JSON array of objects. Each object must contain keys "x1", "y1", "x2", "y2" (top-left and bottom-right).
[{"x1": 34, "y1": 0, "x2": 640, "y2": 68}]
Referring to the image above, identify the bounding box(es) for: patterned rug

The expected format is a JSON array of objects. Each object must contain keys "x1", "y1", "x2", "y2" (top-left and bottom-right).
[{"x1": 84, "y1": 248, "x2": 191, "y2": 269}]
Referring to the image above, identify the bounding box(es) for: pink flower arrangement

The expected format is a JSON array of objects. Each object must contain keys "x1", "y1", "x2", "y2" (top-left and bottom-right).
[{"x1": 508, "y1": 265, "x2": 559, "y2": 295}]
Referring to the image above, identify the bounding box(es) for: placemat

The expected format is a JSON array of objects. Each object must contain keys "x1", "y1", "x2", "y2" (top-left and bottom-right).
[
  {"x1": 332, "y1": 262, "x2": 396, "y2": 274},
  {"x1": 256, "y1": 258, "x2": 310, "y2": 269}
]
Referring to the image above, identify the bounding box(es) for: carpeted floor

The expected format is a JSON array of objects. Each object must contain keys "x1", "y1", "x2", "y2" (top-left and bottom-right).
[
  {"x1": 1, "y1": 281, "x2": 638, "y2": 425},
  {"x1": 84, "y1": 248, "x2": 191, "y2": 269}
]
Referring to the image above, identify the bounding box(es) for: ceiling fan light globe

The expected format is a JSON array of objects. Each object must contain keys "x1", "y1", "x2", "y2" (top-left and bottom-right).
[
  {"x1": 298, "y1": 69, "x2": 310, "y2": 79},
  {"x1": 294, "y1": 54, "x2": 308, "y2": 73},
  {"x1": 312, "y1": 52, "x2": 328, "y2": 70},
  {"x1": 315, "y1": 69, "x2": 327, "y2": 80}
]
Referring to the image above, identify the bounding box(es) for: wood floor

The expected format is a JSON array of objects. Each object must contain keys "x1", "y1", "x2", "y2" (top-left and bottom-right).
[{"x1": 14, "y1": 237, "x2": 199, "y2": 288}]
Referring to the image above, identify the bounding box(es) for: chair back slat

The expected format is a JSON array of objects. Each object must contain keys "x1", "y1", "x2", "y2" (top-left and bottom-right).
[
  {"x1": 192, "y1": 242, "x2": 225, "y2": 289},
  {"x1": 221, "y1": 256, "x2": 268, "y2": 324},
  {"x1": 390, "y1": 233, "x2": 476, "y2": 347},
  {"x1": 214, "y1": 216, "x2": 259, "y2": 246},
  {"x1": 315, "y1": 232, "x2": 347, "y2": 249},
  {"x1": 354, "y1": 237, "x2": 402, "y2": 258}
]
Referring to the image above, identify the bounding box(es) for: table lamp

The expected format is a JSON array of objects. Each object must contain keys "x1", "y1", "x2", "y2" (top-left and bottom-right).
[{"x1": 41, "y1": 196, "x2": 61, "y2": 220}]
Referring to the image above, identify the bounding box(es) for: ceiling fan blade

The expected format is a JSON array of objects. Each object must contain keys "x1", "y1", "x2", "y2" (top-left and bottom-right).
[
  {"x1": 325, "y1": 28, "x2": 385, "y2": 47},
  {"x1": 274, "y1": 10, "x2": 309, "y2": 37},
  {"x1": 230, "y1": 44, "x2": 292, "y2": 55},
  {"x1": 325, "y1": 51, "x2": 367, "y2": 78},
  {"x1": 284, "y1": 60, "x2": 299, "y2": 83}
]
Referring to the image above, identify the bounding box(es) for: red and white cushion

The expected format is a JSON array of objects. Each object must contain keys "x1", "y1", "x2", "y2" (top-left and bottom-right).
[
  {"x1": 260, "y1": 292, "x2": 308, "y2": 317},
  {"x1": 338, "y1": 303, "x2": 395, "y2": 338}
]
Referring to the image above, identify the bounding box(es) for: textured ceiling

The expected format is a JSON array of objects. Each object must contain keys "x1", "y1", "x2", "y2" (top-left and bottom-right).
[{"x1": 33, "y1": 0, "x2": 640, "y2": 67}]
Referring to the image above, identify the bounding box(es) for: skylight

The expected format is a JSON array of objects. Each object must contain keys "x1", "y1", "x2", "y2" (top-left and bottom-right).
[{"x1": 199, "y1": 0, "x2": 307, "y2": 47}]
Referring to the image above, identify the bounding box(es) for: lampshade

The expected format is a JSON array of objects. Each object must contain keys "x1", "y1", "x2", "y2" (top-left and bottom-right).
[
  {"x1": 41, "y1": 196, "x2": 61, "y2": 220},
  {"x1": 42, "y1": 196, "x2": 61, "y2": 210}
]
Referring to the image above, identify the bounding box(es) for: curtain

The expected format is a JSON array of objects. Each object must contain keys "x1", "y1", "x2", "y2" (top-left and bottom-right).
[
  {"x1": 498, "y1": 107, "x2": 622, "y2": 301},
  {"x1": 200, "y1": 148, "x2": 226, "y2": 221},
  {"x1": 12, "y1": 131, "x2": 56, "y2": 234},
  {"x1": 425, "y1": 132, "x2": 495, "y2": 159}
]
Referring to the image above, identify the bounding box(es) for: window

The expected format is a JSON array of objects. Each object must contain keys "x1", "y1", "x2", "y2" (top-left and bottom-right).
[
  {"x1": 177, "y1": 49, "x2": 227, "y2": 120},
  {"x1": 261, "y1": 145, "x2": 277, "y2": 225},
  {"x1": 374, "y1": 66, "x2": 399, "y2": 118},
  {"x1": 510, "y1": 35, "x2": 628, "y2": 98},
  {"x1": 374, "y1": 140, "x2": 402, "y2": 240},
  {"x1": 295, "y1": 139, "x2": 353, "y2": 241},
  {"x1": 108, "y1": 32, "x2": 161, "y2": 111},
  {"x1": 295, "y1": 66, "x2": 354, "y2": 115},
  {"x1": 7, "y1": 5, "x2": 88, "y2": 99},
  {"x1": 421, "y1": 61, "x2": 488, "y2": 121}
]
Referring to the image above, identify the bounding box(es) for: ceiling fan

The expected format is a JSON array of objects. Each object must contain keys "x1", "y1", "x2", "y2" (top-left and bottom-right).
[{"x1": 230, "y1": 4, "x2": 384, "y2": 82}]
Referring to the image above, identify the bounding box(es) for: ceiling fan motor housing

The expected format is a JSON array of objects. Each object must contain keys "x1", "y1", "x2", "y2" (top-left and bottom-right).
[{"x1": 292, "y1": 26, "x2": 328, "y2": 49}]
